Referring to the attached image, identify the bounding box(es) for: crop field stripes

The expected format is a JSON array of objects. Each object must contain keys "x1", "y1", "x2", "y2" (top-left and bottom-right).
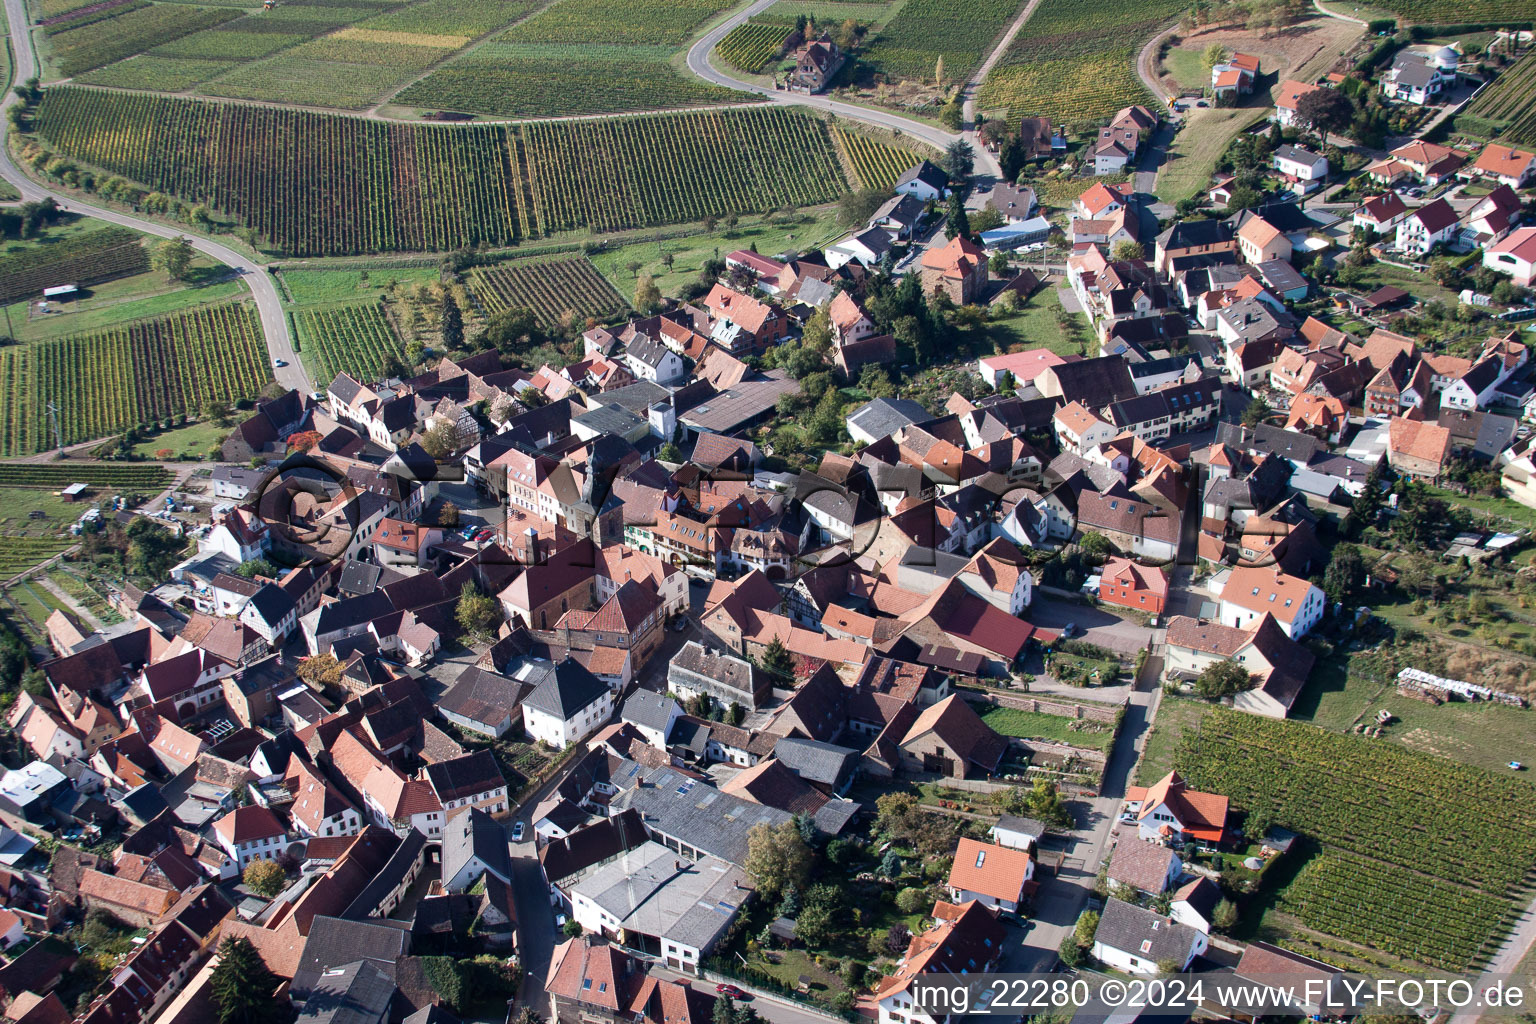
[
  {"x1": 1175, "y1": 709, "x2": 1536, "y2": 971},
  {"x1": 292, "y1": 301, "x2": 407, "y2": 384},
  {"x1": 1462, "y1": 51, "x2": 1536, "y2": 146},
  {"x1": 467, "y1": 256, "x2": 627, "y2": 325},
  {"x1": 830, "y1": 125, "x2": 917, "y2": 191},
  {"x1": 0, "y1": 227, "x2": 148, "y2": 304},
  {"x1": 36, "y1": 88, "x2": 859, "y2": 253},
  {"x1": 0, "y1": 302, "x2": 270, "y2": 455}
]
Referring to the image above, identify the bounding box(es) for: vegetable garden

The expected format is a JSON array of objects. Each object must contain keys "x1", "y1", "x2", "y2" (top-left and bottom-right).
[
  {"x1": 0, "y1": 227, "x2": 148, "y2": 304},
  {"x1": 292, "y1": 301, "x2": 409, "y2": 383},
  {"x1": 0, "y1": 302, "x2": 270, "y2": 455},
  {"x1": 467, "y1": 256, "x2": 627, "y2": 325},
  {"x1": 1461, "y1": 51, "x2": 1536, "y2": 146},
  {"x1": 978, "y1": 0, "x2": 1184, "y2": 130},
  {"x1": 34, "y1": 88, "x2": 857, "y2": 252},
  {"x1": 1174, "y1": 709, "x2": 1536, "y2": 969}
]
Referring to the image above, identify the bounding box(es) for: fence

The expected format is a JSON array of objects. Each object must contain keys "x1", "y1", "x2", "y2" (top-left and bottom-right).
[{"x1": 701, "y1": 960, "x2": 857, "y2": 1022}]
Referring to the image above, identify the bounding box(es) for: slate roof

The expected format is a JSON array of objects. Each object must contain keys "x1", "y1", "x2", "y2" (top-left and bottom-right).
[
  {"x1": 894, "y1": 159, "x2": 948, "y2": 193},
  {"x1": 441, "y1": 807, "x2": 512, "y2": 888},
  {"x1": 524, "y1": 658, "x2": 610, "y2": 721},
  {"x1": 847, "y1": 398, "x2": 931, "y2": 437},
  {"x1": 620, "y1": 691, "x2": 678, "y2": 735},
  {"x1": 771, "y1": 736, "x2": 858, "y2": 788}
]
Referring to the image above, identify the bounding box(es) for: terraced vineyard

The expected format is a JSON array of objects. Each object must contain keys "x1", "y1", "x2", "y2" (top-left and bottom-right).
[
  {"x1": 0, "y1": 302, "x2": 270, "y2": 455},
  {"x1": 1461, "y1": 51, "x2": 1536, "y2": 146},
  {"x1": 0, "y1": 227, "x2": 148, "y2": 304},
  {"x1": 467, "y1": 257, "x2": 627, "y2": 325},
  {"x1": 36, "y1": 88, "x2": 857, "y2": 254},
  {"x1": 978, "y1": 0, "x2": 1183, "y2": 130},
  {"x1": 832, "y1": 125, "x2": 918, "y2": 190},
  {"x1": 292, "y1": 302, "x2": 408, "y2": 383},
  {"x1": 1175, "y1": 709, "x2": 1536, "y2": 970},
  {"x1": 716, "y1": 21, "x2": 793, "y2": 72}
]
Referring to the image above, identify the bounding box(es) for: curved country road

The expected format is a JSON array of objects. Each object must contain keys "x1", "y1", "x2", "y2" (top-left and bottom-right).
[
  {"x1": 0, "y1": 0, "x2": 306, "y2": 393},
  {"x1": 685, "y1": 0, "x2": 1003, "y2": 179}
]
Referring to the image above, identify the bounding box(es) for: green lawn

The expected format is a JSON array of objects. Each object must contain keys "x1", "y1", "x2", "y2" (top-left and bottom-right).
[
  {"x1": 977, "y1": 705, "x2": 1117, "y2": 752},
  {"x1": 1133, "y1": 696, "x2": 1211, "y2": 784},
  {"x1": 1347, "y1": 260, "x2": 1460, "y2": 306},
  {"x1": 1156, "y1": 108, "x2": 1268, "y2": 204},
  {"x1": 5, "y1": 261, "x2": 249, "y2": 342},
  {"x1": 588, "y1": 210, "x2": 845, "y2": 296},
  {"x1": 983, "y1": 285, "x2": 1092, "y2": 358},
  {"x1": 1162, "y1": 46, "x2": 1209, "y2": 92},
  {"x1": 0, "y1": 485, "x2": 101, "y2": 536},
  {"x1": 280, "y1": 265, "x2": 441, "y2": 306},
  {"x1": 130, "y1": 421, "x2": 229, "y2": 459}
]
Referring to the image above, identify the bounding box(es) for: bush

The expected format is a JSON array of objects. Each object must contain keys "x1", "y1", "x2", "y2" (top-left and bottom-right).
[{"x1": 896, "y1": 887, "x2": 928, "y2": 914}]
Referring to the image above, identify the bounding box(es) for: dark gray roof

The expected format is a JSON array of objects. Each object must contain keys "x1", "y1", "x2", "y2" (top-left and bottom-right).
[
  {"x1": 1273, "y1": 144, "x2": 1322, "y2": 165},
  {"x1": 872, "y1": 192, "x2": 926, "y2": 227},
  {"x1": 1255, "y1": 258, "x2": 1307, "y2": 295},
  {"x1": 524, "y1": 658, "x2": 611, "y2": 721},
  {"x1": 1157, "y1": 218, "x2": 1232, "y2": 249},
  {"x1": 292, "y1": 916, "x2": 410, "y2": 1000},
  {"x1": 423, "y1": 750, "x2": 505, "y2": 804},
  {"x1": 993, "y1": 814, "x2": 1047, "y2": 839},
  {"x1": 895, "y1": 159, "x2": 948, "y2": 192},
  {"x1": 438, "y1": 666, "x2": 529, "y2": 727},
  {"x1": 1093, "y1": 898, "x2": 1201, "y2": 963},
  {"x1": 620, "y1": 691, "x2": 679, "y2": 734},
  {"x1": 771, "y1": 736, "x2": 858, "y2": 788},
  {"x1": 441, "y1": 807, "x2": 512, "y2": 889},
  {"x1": 608, "y1": 765, "x2": 791, "y2": 865},
  {"x1": 897, "y1": 545, "x2": 969, "y2": 578},
  {"x1": 847, "y1": 397, "x2": 931, "y2": 437},
  {"x1": 573, "y1": 404, "x2": 645, "y2": 436},
  {"x1": 598, "y1": 380, "x2": 674, "y2": 415},
  {"x1": 246, "y1": 583, "x2": 295, "y2": 626},
  {"x1": 341, "y1": 830, "x2": 425, "y2": 921},
  {"x1": 294, "y1": 959, "x2": 396, "y2": 1024},
  {"x1": 1253, "y1": 423, "x2": 1324, "y2": 464}
]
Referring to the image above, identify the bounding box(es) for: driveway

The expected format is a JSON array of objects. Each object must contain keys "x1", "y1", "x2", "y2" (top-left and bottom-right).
[{"x1": 1028, "y1": 596, "x2": 1154, "y2": 657}]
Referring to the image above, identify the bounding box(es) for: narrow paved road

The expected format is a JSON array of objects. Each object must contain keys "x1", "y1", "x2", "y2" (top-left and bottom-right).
[
  {"x1": 685, "y1": 0, "x2": 1002, "y2": 179},
  {"x1": 0, "y1": 0, "x2": 307, "y2": 393}
]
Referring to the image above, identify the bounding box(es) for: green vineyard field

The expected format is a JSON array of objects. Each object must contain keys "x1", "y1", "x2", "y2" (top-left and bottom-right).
[
  {"x1": 36, "y1": 88, "x2": 858, "y2": 255},
  {"x1": 293, "y1": 302, "x2": 408, "y2": 383},
  {"x1": 0, "y1": 302, "x2": 271, "y2": 455},
  {"x1": 467, "y1": 256, "x2": 627, "y2": 325}
]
